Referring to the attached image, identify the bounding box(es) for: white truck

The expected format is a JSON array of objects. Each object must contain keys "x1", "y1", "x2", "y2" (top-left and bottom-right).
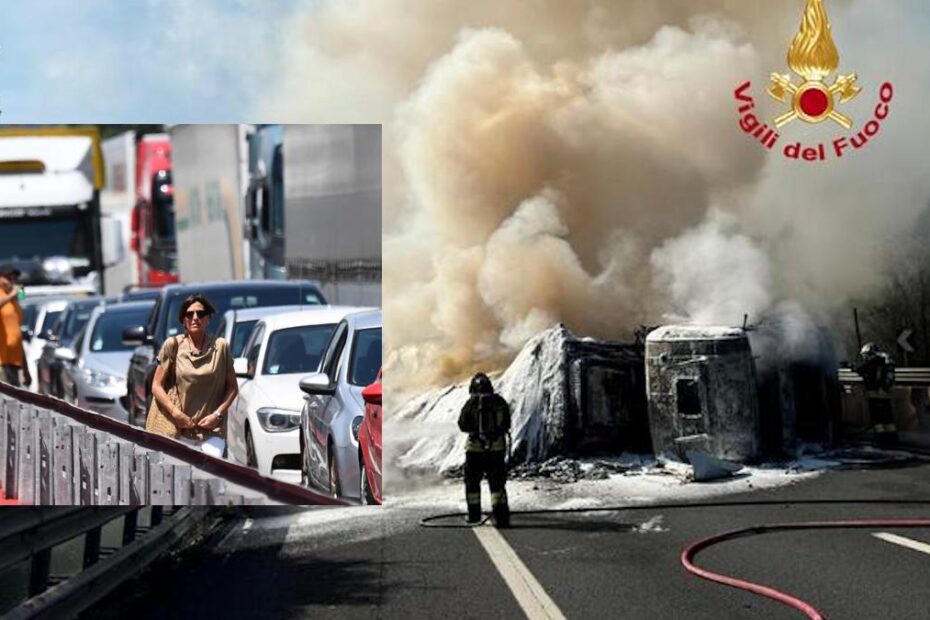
[
  {"x1": 169, "y1": 124, "x2": 251, "y2": 282},
  {"x1": 0, "y1": 126, "x2": 124, "y2": 297}
]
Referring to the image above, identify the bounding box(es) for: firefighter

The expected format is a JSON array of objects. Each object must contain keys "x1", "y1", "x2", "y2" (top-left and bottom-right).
[
  {"x1": 458, "y1": 372, "x2": 511, "y2": 527},
  {"x1": 855, "y1": 342, "x2": 897, "y2": 446}
]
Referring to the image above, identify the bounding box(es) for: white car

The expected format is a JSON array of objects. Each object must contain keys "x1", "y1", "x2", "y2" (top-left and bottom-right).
[
  {"x1": 213, "y1": 305, "x2": 303, "y2": 386},
  {"x1": 228, "y1": 307, "x2": 362, "y2": 482},
  {"x1": 24, "y1": 298, "x2": 69, "y2": 392}
]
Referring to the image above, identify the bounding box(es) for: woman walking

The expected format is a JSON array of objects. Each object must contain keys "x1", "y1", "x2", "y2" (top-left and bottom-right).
[{"x1": 147, "y1": 294, "x2": 238, "y2": 455}]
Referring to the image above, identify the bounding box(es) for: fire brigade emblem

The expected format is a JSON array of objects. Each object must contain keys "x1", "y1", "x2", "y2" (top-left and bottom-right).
[{"x1": 767, "y1": 0, "x2": 861, "y2": 129}]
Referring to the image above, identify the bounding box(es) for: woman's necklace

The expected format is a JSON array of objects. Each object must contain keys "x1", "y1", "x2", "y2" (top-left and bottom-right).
[{"x1": 188, "y1": 333, "x2": 207, "y2": 355}]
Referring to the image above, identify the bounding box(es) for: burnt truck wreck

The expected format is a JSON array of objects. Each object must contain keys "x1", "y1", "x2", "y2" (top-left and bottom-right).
[
  {"x1": 534, "y1": 330, "x2": 650, "y2": 459},
  {"x1": 397, "y1": 322, "x2": 844, "y2": 474}
]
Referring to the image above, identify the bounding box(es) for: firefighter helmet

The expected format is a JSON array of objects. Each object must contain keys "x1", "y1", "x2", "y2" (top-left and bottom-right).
[{"x1": 469, "y1": 373, "x2": 493, "y2": 395}]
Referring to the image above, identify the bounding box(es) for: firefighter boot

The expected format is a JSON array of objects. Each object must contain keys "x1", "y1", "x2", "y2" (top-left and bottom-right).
[
  {"x1": 491, "y1": 491, "x2": 510, "y2": 528},
  {"x1": 466, "y1": 493, "x2": 481, "y2": 523}
]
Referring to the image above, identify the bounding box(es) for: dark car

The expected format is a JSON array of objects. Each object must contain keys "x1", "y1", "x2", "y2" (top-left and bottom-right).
[
  {"x1": 118, "y1": 287, "x2": 163, "y2": 303},
  {"x1": 36, "y1": 297, "x2": 106, "y2": 398},
  {"x1": 123, "y1": 280, "x2": 326, "y2": 427}
]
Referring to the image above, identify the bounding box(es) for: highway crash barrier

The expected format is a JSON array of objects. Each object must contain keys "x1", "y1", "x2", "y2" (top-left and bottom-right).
[
  {"x1": 838, "y1": 367, "x2": 930, "y2": 450},
  {"x1": 0, "y1": 382, "x2": 346, "y2": 506},
  {"x1": 0, "y1": 506, "x2": 213, "y2": 619}
]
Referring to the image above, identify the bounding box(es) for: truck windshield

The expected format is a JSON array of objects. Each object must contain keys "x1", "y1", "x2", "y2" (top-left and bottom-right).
[{"x1": 0, "y1": 213, "x2": 92, "y2": 264}]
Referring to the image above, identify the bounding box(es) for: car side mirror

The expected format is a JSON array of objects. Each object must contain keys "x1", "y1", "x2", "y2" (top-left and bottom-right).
[
  {"x1": 122, "y1": 325, "x2": 147, "y2": 347},
  {"x1": 233, "y1": 357, "x2": 252, "y2": 379},
  {"x1": 299, "y1": 372, "x2": 336, "y2": 397},
  {"x1": 55, "y1": 347, "x2": 77, "y2": 364},
  {"x1": 361, "y1": 382, "x2": 381, "y2": 406}
]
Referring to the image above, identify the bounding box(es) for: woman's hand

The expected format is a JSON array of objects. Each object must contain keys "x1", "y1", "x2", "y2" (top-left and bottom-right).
[
  {"x1": 172, "y1": 408, "x2": 195, "y2": 429},
  {"x1": 197, "y1": 410, "x2": 223, "y2": 431}
]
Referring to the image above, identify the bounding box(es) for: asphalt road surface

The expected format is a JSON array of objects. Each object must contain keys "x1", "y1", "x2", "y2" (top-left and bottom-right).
[{"x1": 85, "y1": 463, "x2": 930, "y2": 619}]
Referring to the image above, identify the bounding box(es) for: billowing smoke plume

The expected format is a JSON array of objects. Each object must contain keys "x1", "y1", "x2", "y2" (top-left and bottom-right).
[{"x1": 260, "y1": 0, "x2": 930, "y2": 398}]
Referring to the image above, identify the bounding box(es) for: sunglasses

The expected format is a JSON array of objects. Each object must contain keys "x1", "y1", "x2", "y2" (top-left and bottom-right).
[{"x1": 184, "y1": 310, "x2": 210, "y2": 319}]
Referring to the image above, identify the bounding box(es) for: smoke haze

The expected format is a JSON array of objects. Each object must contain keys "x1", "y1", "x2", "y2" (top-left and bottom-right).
[{"x1": 259, "y1": 0, "x2": 930, "y2": 397}]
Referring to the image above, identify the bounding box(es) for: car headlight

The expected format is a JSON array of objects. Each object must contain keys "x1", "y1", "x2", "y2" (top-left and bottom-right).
[
  {"x1": 256, "y1": 407, "x2": 301, "y2": 433},
  {"x1": 81, "y1": 368, "x2": 124, "y2": 388},
  {"x1": 351, "y1": 415, "x2": 363, "y2": 442}
]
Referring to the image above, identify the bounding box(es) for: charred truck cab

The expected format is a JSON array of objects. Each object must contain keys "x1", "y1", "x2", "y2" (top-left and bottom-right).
[
  {"x1": 645, "y1": 326, "x2": 761, "y2": 463},
  {"x1": 0, "y1": 127, "x2": 122, "y2": 296},
  {"x1": 131, "y1": 134, "x2": 178, "y2": 286}
]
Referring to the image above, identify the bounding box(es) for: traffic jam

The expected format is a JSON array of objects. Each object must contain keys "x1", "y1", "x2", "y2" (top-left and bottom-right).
[{"x1": 0, "y1": 125, "x2": 383, "y2": 505}]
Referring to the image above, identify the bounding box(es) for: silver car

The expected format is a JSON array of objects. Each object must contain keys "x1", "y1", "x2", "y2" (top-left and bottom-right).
[
  {"x1": 299, "y1": 309, "x2": 382, "y2": 499},
  {"x1": 60, "y1": 301, "x2": 155, "y2": 422}
]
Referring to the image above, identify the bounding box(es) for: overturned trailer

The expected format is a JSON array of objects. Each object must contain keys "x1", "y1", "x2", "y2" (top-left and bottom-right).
[
  {"x1": 645, "y1": 326, "x2": 761, "y2": 462},
  {"x1": 489, "y1": 326, "x2": 650, "y2": 463}
]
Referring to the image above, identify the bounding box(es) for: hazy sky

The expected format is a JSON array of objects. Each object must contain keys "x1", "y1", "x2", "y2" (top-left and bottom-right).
[
  {"x1": 0, "y1": 0, "x2": 297, "y2": 122},
  {"x1": 2, "y1": 0, "x2": 928, "y2": 123}
]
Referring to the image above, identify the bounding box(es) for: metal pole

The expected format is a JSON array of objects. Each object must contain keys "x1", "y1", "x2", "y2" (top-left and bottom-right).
[
  {"x1": 854, "y1": 308, "x2": 863, "y2": 350},
  {"x1": 83, "y1": 526, "x2": 101, "y2": 568},
  {"x1": 28, "y1": 548, "x2": 51, "y2": 596},
  {"x1": 122, "y1": 510, "x2": 139, "y2": 545}
]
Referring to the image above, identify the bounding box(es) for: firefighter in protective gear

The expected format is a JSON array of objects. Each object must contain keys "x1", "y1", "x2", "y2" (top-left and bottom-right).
[
  {"x1": 458, "y1": 373, "x2": 511, "y2": 527},
  {"x1": 855, "y1": 342, "x2": 898, "y2": 446}
]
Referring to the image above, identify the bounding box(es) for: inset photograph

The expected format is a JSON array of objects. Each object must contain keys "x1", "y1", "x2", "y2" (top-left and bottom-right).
[{"x1": 0, "y1": 124, "x2": 382, "y2": 507}]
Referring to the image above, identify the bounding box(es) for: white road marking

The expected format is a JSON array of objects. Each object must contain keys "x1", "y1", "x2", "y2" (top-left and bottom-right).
[
  {"x1": 242, "y1": 518, "x2": 253, "y2": 532},
  {"x1": 472, "y1": 526, "x2": 568, "y2": 620},
  {"x1": 873, "y1": 532, "x2": 930, "y2": 557}
]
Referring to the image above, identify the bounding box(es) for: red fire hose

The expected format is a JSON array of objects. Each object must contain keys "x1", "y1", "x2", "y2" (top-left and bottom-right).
[
  {"x1": 681, "y1": 518, "x2": 930, "y2": 620},
  {"x1": 422, "y1": 499, "x2": 930, "y2": 618}
]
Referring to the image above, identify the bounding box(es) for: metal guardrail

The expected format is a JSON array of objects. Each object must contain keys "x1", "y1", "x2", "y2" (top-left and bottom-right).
[
  {"x1": 0, "y1": 506, "x2": 211, "y2": 619},
  {"x1": 0, "y1": 382, "x2": 346, "y2": 506},
  {"x1": 837, "y1": 367, "x2": 930, "y2": 386}
]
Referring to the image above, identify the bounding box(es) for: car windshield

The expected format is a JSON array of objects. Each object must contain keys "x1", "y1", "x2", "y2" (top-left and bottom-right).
[
  {"x1": 164, "y1": 286, "x2": 323, "y2": 337},
  {"x1": 349, "y1": 327, "x2": 382, "y2": 387},
  {"x1": 231, "y1": 320, "x2": 258, "y2": 358},
  {"x1": 21, "y1": 305, "x2": 38, "y2": 332},
  {"x1": 41, "y1": 311, "x2": 63, "y2": 335},
  {"x1": 60, "y1": 303, "x2": 98, "y2": 340},
  {"x1": 262, "y1": 324, "x2": 336, "y2": 376},
  {"x1": 89, "y1": 306, "x2": 155, "y2": 353}
]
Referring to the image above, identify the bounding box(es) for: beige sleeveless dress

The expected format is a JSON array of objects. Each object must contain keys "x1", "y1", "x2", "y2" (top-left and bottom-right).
[{"x1": 157, "y1": 334, "x2": 234, "y2": 440}]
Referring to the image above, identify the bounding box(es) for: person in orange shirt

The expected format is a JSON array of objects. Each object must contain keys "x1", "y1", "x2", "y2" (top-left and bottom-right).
[{"x1": 0, "y1": 265, "x2": 31, "y2": 388}]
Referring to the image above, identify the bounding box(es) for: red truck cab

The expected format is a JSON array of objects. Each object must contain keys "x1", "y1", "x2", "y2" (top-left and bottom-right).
[{"x1": 130, "y1": 135, "x2": 178, "y2": 286}]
